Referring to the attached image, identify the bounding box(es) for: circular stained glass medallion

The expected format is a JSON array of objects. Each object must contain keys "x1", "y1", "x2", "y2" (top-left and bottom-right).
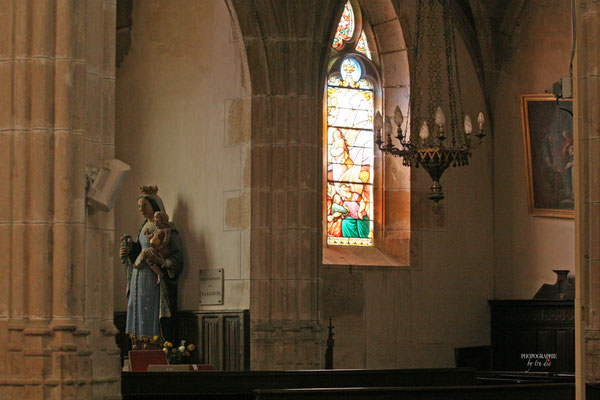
[{"x1": 340, "y1": 58, "x2": 362, "y2": 84}]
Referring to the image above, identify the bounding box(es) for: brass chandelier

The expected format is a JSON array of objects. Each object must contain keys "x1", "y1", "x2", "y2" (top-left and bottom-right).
[{"x1": 374, "y1": 0, "x2": 485, "y2": 204}]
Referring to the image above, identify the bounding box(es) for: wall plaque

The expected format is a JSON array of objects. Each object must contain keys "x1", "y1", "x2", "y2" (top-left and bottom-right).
[{"x1": 199, "y1": 268, "x2": 223, "y2": 305}]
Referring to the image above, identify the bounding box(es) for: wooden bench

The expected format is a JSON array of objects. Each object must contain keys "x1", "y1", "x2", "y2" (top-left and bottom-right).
[
  {"x1": 254, "y1": 383, "x2": 575, "y2": 400},
  {"x1": 476, "y1": 370, "x2": 574, "y2": 385},
  {"x1": 122, "y1": 368, "x2": 478, "y2": 399}
]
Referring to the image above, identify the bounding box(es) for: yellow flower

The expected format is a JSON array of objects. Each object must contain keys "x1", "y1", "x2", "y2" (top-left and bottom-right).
[
  {"x1": 152, "y1": 335, "x2": 158, "y2": 343},
  {"x1": 187, "y1": 344, "x2": 195, "y2": 352},
  {"x1": 164, "y1": 341, "x2": 172, "y2": 348}
]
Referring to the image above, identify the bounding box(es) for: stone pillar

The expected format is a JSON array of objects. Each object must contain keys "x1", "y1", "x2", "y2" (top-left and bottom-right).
[
  {"x1": 0, "y1": 1, "x2": 120, "y2": 398},
  {"x1": 85, "y1": 1, "x2": 121, "y2": 397},
  {"x1": 576, "y1": 0, "x2": 600, "y2": 397},
  {"x1": 229, "y1": 0, "x2": 345, "y2": 369}
]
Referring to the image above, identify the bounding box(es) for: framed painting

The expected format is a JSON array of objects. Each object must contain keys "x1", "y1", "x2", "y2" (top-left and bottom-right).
[{"x1": 521, "y1": 94, "x2": 574, "y2": 218}]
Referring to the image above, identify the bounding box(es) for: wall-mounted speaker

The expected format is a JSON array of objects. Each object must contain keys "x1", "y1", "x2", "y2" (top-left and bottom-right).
[{"x1": 87, "y1": 159, "x2": 131, "y2": 211}]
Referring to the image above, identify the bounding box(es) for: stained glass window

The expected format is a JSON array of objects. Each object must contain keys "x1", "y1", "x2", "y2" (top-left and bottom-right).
[
  {"x1": 355, "y1": 31, "x2": 371, "y2": 59},
  {"x1": 326, "y1": 57, "x2": 374, "y2": 246},
  {"x1": 332, "y1": 2, "x2": 354, "y2": 50}
]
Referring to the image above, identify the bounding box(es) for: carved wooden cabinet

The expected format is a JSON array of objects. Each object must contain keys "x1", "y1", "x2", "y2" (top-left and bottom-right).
[
  {"x1": 115, "y1": 310, "x2": 250, "y2": 371},
  {"x1": 177, "y1": 310, "x2": 250, "y2": 371},
  {"x1": 489, "y1": 300, "x2": 574, "y2": 373}
]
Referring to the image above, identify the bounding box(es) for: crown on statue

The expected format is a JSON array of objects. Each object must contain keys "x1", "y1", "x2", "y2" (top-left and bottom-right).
[{"x1": 139, "y1": 185, "x2": 159, "y2": 196}]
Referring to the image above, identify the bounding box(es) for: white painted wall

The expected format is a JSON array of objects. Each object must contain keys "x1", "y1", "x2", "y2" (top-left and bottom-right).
[
  {"x1": 114, "y1": 0, "x2": 251, "y2": 312},
  {"x1": 493, "y1": 0, "x2": 575, "y2": 299}
]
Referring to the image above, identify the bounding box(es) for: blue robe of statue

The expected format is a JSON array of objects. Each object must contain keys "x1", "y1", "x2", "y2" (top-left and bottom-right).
[{"x1": 125, "y1": 219, "x2": 184, "y2": 342}]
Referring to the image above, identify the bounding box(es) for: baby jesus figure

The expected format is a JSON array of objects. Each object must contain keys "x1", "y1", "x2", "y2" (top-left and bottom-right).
[{"x1": 134, "y1": 211, "x2": 171, "y2": 284}]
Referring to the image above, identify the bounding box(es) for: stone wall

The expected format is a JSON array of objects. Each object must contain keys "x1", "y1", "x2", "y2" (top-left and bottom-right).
[
  {"x1": 0, "y1": 1, "x2": 120, "y2": 398},
  {"x1": 229, "y1": 0, "x2": 346, "y2": 369}
]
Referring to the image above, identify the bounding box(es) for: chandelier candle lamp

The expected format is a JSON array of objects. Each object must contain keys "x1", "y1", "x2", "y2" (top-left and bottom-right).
[{"x1": 374, "y1": 0, "x2": 485, "y2": 205}]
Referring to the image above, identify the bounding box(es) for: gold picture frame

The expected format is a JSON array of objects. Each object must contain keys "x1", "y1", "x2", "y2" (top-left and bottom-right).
[{"x1": 521, "y1": 94, "x2": 574, "y2": 218}]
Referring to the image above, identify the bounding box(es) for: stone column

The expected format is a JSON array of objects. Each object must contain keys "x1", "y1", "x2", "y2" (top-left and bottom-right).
[
  {"x1": 229, "y1": 0, "x2": 345, "y2": 369},
  {"x1": 576, "y1": 0, "x2": 600, "y2": 397},
  {"x1": 85, "y1": 1, "x2": 121, "y2": 398},
  {"x1": 0, "y1": 1, "x2": 120, "y2": 398}
]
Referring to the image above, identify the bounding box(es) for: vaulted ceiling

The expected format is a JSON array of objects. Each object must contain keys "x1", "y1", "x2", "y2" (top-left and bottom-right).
[
  {"x1": 450, "y1": 0, "x2": 529, "y2": 128},
  {"x1": 453, "y1": 0, "x2": 529, "y2": 69}
]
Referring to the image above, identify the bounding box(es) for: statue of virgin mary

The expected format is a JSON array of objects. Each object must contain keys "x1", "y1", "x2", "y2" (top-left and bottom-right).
[{"x1": 119, "y1": 185, "x2": 184, "y2": 348}]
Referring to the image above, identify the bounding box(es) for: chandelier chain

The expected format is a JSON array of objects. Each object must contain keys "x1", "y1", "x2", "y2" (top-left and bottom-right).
[
  {"x1": 442, "y1": 0, "x2": 458, "y2": 147},
  {"x1": 426, "y1": 0, "x2": 443, "y2": 138},
  {"x1": 375, "y1": 0, "x2": 485, "y2": 203},
  {"x1": 410, "y1": 0, "x2": 426, "y2": 146},
  {"x1": 450, "y1": 1, "x2": 465, "y2": 148}
]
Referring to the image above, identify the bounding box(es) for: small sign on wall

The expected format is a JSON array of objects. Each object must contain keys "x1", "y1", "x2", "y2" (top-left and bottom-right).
[{"x1": 199, "y1": 268, "x2": 223, "y2": 305}]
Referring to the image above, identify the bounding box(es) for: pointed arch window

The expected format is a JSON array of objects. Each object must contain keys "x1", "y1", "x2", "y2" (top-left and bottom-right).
[{"x1": 326, "y1": 1, "x2": 379, "y2": 246}]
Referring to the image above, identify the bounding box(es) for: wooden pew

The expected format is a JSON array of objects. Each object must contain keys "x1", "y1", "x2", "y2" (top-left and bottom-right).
[
  {"x1": 254, "y1": 383, "x2": 575, "y2": 400},
  {"x1": 122, "y1": 368, "x2": 478, "y2": 399},
  {"x1": 476, "y1": 371, "x2": 574, "y2": 385}
]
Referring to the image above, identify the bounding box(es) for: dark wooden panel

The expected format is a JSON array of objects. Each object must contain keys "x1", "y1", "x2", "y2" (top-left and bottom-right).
[
  {"x1": 588, "y1": 383, "x2": 600, "y2": 400},
  {"x1": 555, "y1": 329, "x2": 569, "y2": 373},
  {"x1": 122, "y1": 368, "x2": 478, "y2": 399},
  {"x1": 196, "y1": 311, "x2": 250, "y2": 370},
  {"x1": 114, "y1": 311, "x2": 130, "y2": 367},
  {"x1": 492, "y1": 328, "x2": 510, "y2": 370},
  {"x1": 177, "y1": 312, "x2": 200, "y2": 364},
  {"x1": 520, "y1": 329, "x2": 535, "y2": 369},
  {"x1": 536, "y1": 330, "x2": 551, "y2": 353},
  {"x1": 454, "y1": 346, "x2": 491, "y2": 371},
  {"x1": 489, "y1": 300, "x2": 574, "y2": 373},
  {"x1": 203, "y1": 316, "x2": 221, "y2": 369},
  {"x1": 224, "y1": 316, "x2": 241, "y2": 371}
]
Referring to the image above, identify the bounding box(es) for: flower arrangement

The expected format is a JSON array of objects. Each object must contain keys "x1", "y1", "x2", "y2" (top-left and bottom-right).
[
  {"x1": 132, "y1": 335, "x2": 162, "y2": 350},
  {"x1": 162, "y1": 339, "x2": 196, "y2": 364}
]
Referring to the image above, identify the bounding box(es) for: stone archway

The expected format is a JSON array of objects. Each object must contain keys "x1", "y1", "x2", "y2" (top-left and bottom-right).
[
  {"x1": 229, "y1": 0, "x2": 492, "y2": 371},
  {"x1": 227, "y1": 0, "x2": 346, "y2": 370},
  {"x1": 228, "y1": 0, "x2": 414, "y2": 370}
]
